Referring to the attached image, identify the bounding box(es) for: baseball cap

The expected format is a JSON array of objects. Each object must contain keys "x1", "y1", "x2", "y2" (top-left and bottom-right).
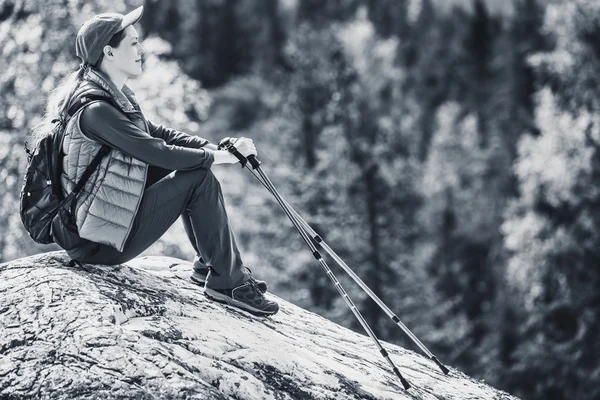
[{"x1": 75, "y1": 6, "x2": 144, "y2": 66}]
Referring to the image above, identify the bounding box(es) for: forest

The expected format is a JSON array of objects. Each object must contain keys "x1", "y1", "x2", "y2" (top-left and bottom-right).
[{"x1": 1, "y1": 0, "x2": 599, "y2": 399}]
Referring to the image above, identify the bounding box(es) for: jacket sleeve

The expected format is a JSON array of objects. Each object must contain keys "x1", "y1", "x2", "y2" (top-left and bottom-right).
[
  {"x1": 79, "y1": 102, "x2": 214, "y2": 170},
  {"x1": 146, "y1": 119, "x2": 211, "y2": 149}
]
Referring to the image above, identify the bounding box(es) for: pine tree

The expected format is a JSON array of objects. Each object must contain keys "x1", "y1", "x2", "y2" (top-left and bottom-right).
[{"x1": 501, "y1": 1, "x2": 600, "y2": 397}]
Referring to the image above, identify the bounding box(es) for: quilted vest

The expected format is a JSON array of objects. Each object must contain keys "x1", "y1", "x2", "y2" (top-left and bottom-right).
[{"x1": 60, "y1": 69, "x2": 148, "y2": 252}]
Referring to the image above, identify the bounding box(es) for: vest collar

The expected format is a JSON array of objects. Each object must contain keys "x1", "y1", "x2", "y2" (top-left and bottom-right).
[{"x1": 84, "y1": 69, "x2": 140, "y2": 113}]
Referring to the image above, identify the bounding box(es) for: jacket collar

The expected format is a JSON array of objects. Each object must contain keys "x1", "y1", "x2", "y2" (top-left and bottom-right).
[{"x1": 84, "y1": 69, "x2": 141, "y2": 113}]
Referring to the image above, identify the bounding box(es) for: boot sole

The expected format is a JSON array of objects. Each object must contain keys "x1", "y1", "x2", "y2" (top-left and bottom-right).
[
  {"x1": 204, "y1": 287, "x2": 279, "y2": 316},
  {"x1": 190, "y1": 273, "x2": 206, "y2": 286}
]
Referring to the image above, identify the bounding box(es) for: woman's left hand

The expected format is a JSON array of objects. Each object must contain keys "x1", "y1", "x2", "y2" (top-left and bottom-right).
[{"x1": 235, "y1": 137, "x2": 257, "y2": 158}]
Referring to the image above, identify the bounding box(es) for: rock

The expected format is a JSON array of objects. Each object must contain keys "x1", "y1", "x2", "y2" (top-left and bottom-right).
[{"x1": 0, "y1": 251, "x2": 519, "y2": 400}]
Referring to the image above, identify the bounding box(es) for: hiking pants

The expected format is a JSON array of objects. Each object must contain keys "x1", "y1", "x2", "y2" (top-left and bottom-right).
[{"x1": 71, "y1": 166, "x2": 250, "y2": 289}]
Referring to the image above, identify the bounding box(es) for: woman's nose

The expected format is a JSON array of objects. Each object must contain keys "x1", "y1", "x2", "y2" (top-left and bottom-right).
[{"x1": 138, "y1": 44, "x2": 145, "y2": 56}]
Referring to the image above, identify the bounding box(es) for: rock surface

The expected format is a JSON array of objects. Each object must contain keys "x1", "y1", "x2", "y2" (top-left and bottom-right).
[{"x1": 0, "y1": 251, "x2": 519, "y2": 399}]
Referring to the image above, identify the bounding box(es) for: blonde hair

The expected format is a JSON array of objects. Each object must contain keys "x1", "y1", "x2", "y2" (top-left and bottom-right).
[{"x1": 27, "y1": 64, "x2": 89, "y2": 152}]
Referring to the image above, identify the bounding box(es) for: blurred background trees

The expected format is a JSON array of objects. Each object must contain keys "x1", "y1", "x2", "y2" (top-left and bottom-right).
[{"x1": 1, "y1": 0, "x2": 598, "y2": 398}]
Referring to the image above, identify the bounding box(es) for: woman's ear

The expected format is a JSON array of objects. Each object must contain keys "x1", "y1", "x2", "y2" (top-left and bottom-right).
[{"x1": 103, "y1": 45, "x2": 113, "y2": 58}]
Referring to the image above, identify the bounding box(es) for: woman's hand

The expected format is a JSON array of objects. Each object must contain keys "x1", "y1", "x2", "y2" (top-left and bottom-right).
[
  {"x1": 211, "y1": 137, "x2": 257, "y2": 165},
  {"x1": 235, "y1": 137, "x2": 257, "y2": 158}
]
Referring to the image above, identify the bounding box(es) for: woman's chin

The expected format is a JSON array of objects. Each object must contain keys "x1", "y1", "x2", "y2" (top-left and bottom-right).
[{"x1": 129, "y1": 67, "x2": 143, "y2": 78}]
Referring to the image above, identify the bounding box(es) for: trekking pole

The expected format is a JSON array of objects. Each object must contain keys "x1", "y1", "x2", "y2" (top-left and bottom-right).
[
  {"x1": 242, "y1": 157, "x2": 450, "y2": 376},
  {"x1": 225, "y1": 149, "x2": 411, "y2": 390}
]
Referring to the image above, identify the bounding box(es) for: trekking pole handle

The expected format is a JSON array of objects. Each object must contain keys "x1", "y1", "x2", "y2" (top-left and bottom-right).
[
  {"x1": 218, "y1": 137, "x2": 262, "y2": 169},
  {"x1": 229, "y1": 148, "x2": 248, "y2": 168},
  {"x1": 217, "y1": 137, "x2": 247, "y2": 168},
  {"x1": 247, "y1": 155, "x2": 261, "y2": 169}
]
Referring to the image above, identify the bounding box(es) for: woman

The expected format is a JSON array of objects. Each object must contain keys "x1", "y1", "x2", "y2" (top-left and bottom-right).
[{"x1": 34, "y1": 6, "x2": 278, "y2": 316}]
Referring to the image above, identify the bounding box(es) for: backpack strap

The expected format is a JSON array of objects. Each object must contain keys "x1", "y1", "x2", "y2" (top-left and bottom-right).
[
  {"x1": 66, "y1": 144, "x2": 111, "y2": 215},
  {"x1": 71, "y1": 145, "x2": 111, "y2": 196},
  {"x1": 67, "y1": 94, "x2": 116, "y2": 117}
]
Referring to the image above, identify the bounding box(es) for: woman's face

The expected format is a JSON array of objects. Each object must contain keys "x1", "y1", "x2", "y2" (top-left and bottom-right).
[{"x1": 107, "y1": 25, "x2": 145, "y2": 77}]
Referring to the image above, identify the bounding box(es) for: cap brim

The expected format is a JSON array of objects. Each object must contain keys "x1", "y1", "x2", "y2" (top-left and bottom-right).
[{"x1": 120, "y1": 6, "x2": 144, "y2": 30}]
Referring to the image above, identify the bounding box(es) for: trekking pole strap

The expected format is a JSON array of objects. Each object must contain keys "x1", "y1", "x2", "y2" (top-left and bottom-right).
[
  {"x1": 217, "y1": 137, "x2": 246, "y2": 168},
  {"x1": 228, "y1": 146, "x2": 248, "y2": 168},
  {"x1": 217, "y1": 137, "x2": 262, "y2": 169}
]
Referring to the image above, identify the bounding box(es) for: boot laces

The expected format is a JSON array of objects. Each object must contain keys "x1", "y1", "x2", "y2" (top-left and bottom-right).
[{"x1": 247, "y1": 277, "x2": 263, "y2": 296}]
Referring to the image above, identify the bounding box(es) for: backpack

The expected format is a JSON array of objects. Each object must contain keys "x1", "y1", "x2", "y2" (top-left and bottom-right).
[{"x1": 20, "y1": 95, "x2": 114, "y2": 248}]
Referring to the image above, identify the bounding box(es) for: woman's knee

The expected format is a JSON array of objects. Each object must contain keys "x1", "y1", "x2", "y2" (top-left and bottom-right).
[
  {"x1": 170, "y1": 168, "x2": 219, "y2": 194},
  {"x1": 179, "y1": 167, "x2": 214, "y2": 183}
]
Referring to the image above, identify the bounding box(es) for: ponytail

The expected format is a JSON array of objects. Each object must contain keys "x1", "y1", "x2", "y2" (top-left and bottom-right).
[
  {"x1": 55, "y1": 63, "x2": 89, "y2": 121},
  {"x1": 28, "y1": 63, "x2": 90, "y2": 150}
]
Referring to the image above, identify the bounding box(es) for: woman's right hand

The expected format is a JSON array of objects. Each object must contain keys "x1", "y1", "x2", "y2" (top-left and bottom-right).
[{"x1": 235, "y1": 137, "x2": 257, "y2": 158}]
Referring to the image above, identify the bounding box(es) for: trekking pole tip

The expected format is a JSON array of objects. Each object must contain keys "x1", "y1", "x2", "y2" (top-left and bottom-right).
[
  {"x1": 401, "y1": 377, "x2": 411, "y2": 390},
  {"x1": 431, "y1": 356, "x2": 450, "y2": 375},
  {"x1": 393, "y1": 368, "x2": 411, "y2": 390}
]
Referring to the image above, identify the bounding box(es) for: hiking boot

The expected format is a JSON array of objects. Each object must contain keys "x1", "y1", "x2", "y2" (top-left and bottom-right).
[
  {"x1": 193, "y1": 254, "x2": 209, "y2": 270},
  {"x1": 204, "y1": 279, "x2": 279, "y2": 316},
  {"x1": 190, "y1": 254, "x2": 211, "y2": 285},
  {"x1": 190, "y1": 259, "x2": 267, "y2": 293},
  {"x1": 246, "y1": 272, "x2": 268, "y2": 294},
  {"x1": 190, "y1": 267, "x2": 211, "y2": 285}
]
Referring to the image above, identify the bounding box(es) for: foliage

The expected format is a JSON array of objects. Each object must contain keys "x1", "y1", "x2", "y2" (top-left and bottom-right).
[
  {"x1": 502, "y1": 60, "x2": 600, "y2": 400},
  {"x1": 142, "y1": 0, "x2": 287, "y2": 88},
  {"x1": 498, "y1": 1, "x2": 600, "y2": 398}
]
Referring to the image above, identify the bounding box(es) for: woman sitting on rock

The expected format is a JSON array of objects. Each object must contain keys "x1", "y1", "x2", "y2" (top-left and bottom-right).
[{"x1": 34, "y1": 6, "x2": 278, "y2": 316}]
